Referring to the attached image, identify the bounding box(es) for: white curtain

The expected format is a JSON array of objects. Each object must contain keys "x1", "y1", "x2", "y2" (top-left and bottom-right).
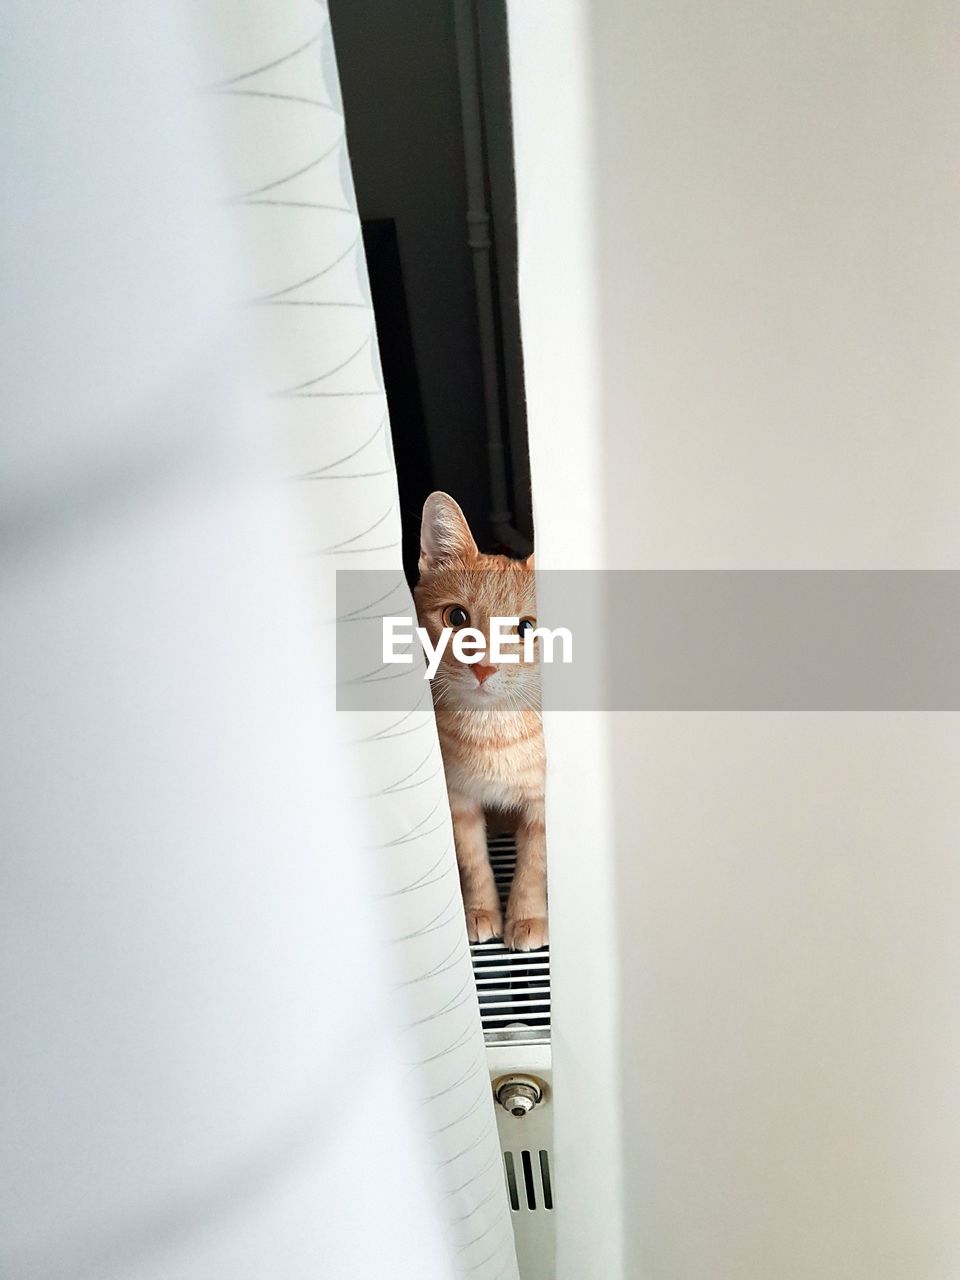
[
  {"x1": 194, "y1": 5, "x2": 518, "y2": 1279},
  {"x1": 0, "y1": 1, "x2": 515, "y2": 1277}
]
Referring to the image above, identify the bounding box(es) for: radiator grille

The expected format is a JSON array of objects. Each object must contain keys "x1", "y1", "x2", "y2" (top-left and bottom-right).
[
  {"x1": 470, "y1": 833, "x2": 550, "y2": 1044},
  {"x1": 503, "y1": 1149, "x2": 553, "y2": 1212}
]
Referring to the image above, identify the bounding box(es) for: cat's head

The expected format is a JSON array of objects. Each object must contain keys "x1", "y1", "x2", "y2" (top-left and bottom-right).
[{"x1": 413, "y1": 492, "x2": 539, "y2": 713}]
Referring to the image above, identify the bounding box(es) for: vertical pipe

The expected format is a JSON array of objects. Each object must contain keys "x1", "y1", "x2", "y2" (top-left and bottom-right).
[{"x1": 453, "y1": 0, "x2": 530, "y2": 555}]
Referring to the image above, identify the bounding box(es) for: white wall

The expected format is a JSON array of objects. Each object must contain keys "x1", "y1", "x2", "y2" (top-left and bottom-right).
[{"x1": 509, "y1": 2, "x2": 960, "y2": 1277}]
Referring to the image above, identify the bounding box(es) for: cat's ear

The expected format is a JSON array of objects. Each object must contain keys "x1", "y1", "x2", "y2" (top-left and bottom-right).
[
  {"x1": 419, "y1": 492, "x2": 478, "y2": 572},
  {"x1": 525, "y1": 552, "x2": 535, "y2": 571}
]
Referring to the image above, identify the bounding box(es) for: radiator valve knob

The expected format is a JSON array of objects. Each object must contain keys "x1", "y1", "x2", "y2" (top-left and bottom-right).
[{"x1": 494, "y1": 1075, "x2": 544, "y2": 1118}]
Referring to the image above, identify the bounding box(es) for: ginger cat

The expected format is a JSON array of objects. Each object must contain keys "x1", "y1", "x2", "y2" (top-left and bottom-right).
[{"x1": 414, "y1": 492, "x2": 547, "y2": 951}]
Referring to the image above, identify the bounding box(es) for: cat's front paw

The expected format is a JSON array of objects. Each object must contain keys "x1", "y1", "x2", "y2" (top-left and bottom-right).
[
  {"x1": 465, "y1": 906, "x2": 503, "y2": 943},
  {"x1": 504, "y1": 915, "x2": 549, "y2": 952}
]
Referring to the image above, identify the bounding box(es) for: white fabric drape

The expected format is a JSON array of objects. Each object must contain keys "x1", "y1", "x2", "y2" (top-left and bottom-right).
[
  {"x1": 1, "y1": 0, "x2": 515, "y2": 1276},
  {"x1": 194, "y1": 6, "x2": 518, "y2": 1279},
  {"x1": 0, "y1": 1, "x2": 457, "y2": 1276}
]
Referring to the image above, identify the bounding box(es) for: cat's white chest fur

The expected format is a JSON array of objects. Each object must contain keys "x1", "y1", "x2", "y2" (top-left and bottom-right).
[{"x1": 439, "y1": 727, "x2": 543, "y2": 813}]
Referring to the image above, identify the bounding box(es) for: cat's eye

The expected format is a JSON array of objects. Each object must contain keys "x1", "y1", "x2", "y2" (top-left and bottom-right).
[
  {"x1": 443, "y1": 605, "x2": 470, "y2": 628},
  {"x1": 518, "y1": 617, "x2": 535, "y2": 638}
]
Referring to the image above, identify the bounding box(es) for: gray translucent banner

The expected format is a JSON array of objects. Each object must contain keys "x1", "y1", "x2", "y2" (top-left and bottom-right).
[{"x1": 337, "y1": 570, "x2": 960, "y2": 711}]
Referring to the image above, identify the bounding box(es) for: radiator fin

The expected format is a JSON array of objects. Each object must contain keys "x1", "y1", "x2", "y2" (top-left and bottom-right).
[
  {"x1": 470, "y1": 834, "x2": 551, "y2": 1044},
  {"x1": 504, "y1": 1150, "x2": 520, "y2": 1212},
  {"x1": 503, "y1": 1148, "x2": 554, "y2": 1213}
]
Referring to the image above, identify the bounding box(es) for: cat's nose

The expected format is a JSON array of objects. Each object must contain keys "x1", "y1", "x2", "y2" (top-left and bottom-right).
[{"x1": 473, "y1": 663, "x2": 496, "y2": 685}]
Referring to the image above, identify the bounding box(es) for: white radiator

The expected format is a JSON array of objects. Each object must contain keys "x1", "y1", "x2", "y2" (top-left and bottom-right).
[{"x1": 472, "y1": 836, "x2": 555, "y2": 1280}]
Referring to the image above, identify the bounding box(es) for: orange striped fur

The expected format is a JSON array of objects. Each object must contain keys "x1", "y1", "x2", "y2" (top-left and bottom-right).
[{"x1": 414, "y1": 493, "x2": 547, "y2": 951}]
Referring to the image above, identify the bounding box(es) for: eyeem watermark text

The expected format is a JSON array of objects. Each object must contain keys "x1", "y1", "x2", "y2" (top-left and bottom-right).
[{"x1": 383, "y1": 616, "x2": 573, "y2": 679}]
